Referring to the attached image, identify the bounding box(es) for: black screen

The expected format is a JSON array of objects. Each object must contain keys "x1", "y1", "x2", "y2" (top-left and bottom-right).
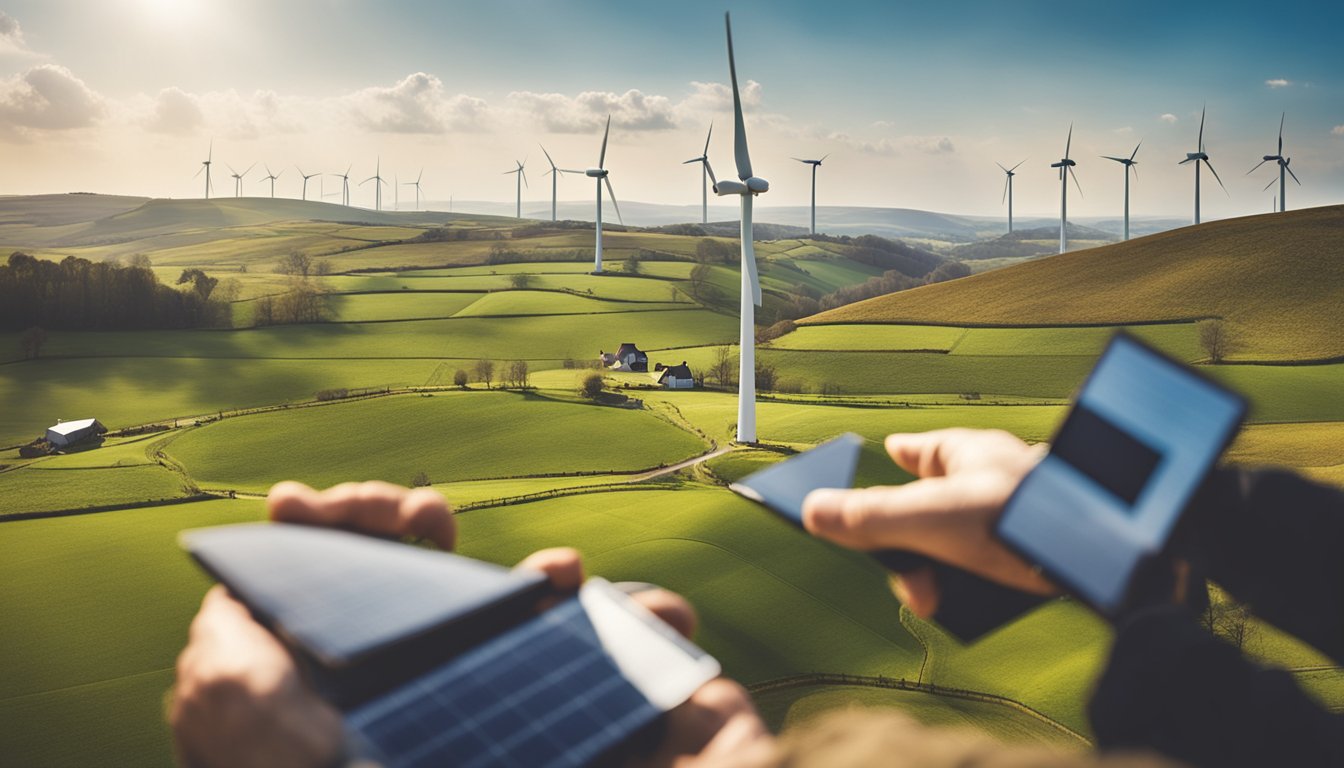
[{"x1": 1051, "y1": 404, "x2": 1162, "y2": 508}]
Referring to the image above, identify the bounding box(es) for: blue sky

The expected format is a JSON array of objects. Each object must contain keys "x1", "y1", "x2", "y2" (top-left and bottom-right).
[{"x1": 1, "y1": 0, "x2": 1340, "y2": 219}]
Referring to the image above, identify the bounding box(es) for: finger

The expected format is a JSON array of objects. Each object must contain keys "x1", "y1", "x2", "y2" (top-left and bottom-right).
[
  {"x1": 268, "y1": 481, "x2": 454, "y2": 548},
  {"x1": 515, "y1": 547, "x2": 584, "y2": 592},
  {"x1": 631, "y1": 588, "x2": 698, "y2": 640},
  {"x1": 889, "y1": 567, "x2": 940, "y2": 619},
  {"x1": 635, "y1": 679, "x2": 770, "y2": 766},
  {"x1": 883, "y1": 430, "x2": 965, "y2": 478}
]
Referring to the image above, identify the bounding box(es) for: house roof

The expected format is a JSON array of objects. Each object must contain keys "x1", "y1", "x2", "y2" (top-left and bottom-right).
[
  {"x1": 48, "y1": 418, "x2": 101, "y2": 436},
  {"x1": 657, "y1": 363, "x2": 694, "y2": 382},
  {"x1": 615, "y1": 342, "x2": 645, "y2": 356}
]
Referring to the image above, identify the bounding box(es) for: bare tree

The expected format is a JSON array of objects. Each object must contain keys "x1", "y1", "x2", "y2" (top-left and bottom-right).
[
  {"x1": 474, "y1": 359, "x2": 495, "y2": 389},
  {"x1": 276, "y1": 251, "x2": 313, "y2": 278},
  {"x1": 1198, "y1": 319, "x2": 1237, "y2": 363},
  {"x1": 505, "y1": 359, "x2": 530, "y2": 389},
  {"x1": 708, "y1": 346, "x2": 736, "y2": 387},
  {"x1": 1201, "y1": 592, "x2": 1258, "y2": 651}
]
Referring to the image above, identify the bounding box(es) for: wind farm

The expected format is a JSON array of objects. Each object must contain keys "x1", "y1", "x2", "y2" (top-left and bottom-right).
[{"x1": 1, "y1": 2, "x2": 1342, "y2": 766}]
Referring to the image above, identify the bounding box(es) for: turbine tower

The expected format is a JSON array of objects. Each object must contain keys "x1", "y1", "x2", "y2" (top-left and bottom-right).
[
  {"x1": 297, "y1": 168, "x2": 320, "y2": 201},
  {"x1": 577, "y1": 116, "x2": 624, "y2": 273},
  {"x1": 503, "y1": 160, "x2": 527, "y2": 218},
  {"x1": 1050, "y1": 124, "x2": 1082, "y2": 254},
  {"x1": 1102, "y1": 143, "x2": 1141, "y2": 240},
  {"x1": 709, "y1": 13, "x2": 769, "y2": 444},
  {"x1": 261, "y1": 165, "x2": 282, "y2": 198},
  {"x1": 1248, "y1": 113, "x2": 1300, "y2": 213},
  {"x1": 361, "y1": 158, "x2": 388, "y2": 211},
  {"x1": 540, "y1": 147, "x2": 567, "y2": 222},
  {"x1": 996, "y1": 160, "x2": 1024, "y2": 234},
  {"x1": 330, "y1": 165, "x2": 352, "y2": 206},
  {"x1": 402, "y1": 169, "x2": 425, "y2": 211},
  {"x1": 681, "y1": 124, "x2": 713, "y2": 225},
  {"x1": 227, "y1": 163, "x2": 255, "y2": 198},
  {"x1": 193, "y1": 140, "x2": 214, "y2": 199},
  {"x1": 1178, "y1": 106, "x2": 1226, "y2": 225},
  {"x1": 792, "y1": 154, "x2": 828, "y2": 235}
]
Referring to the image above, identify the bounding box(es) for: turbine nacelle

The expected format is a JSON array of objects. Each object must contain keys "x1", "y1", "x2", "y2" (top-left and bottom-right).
[
  {"x1": 1050, "y1": 159, "x2": 1076, "y2": 168},
  {"x1": 585, "y1": 168, "x2": 608, "y2": 178},
  {"x1": 713, "y1": 177, "x2": 768, "y2": 196},
  {"x1": 1183, "y1": 152, "x2": 1208, "y2": 163},
  {"x1": 1264, "y1": 154, "x2": 1282, "y2": 162}
]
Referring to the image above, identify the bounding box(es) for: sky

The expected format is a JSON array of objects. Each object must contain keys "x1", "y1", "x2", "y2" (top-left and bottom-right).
[{"x1": 1, "y1": 0, "x2": 1341, "y2": 222}]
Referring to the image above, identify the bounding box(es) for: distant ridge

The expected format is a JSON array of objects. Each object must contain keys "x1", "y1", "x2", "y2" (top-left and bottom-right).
[{"x1": 801, "y1": 206, "x2": 1344, "y2": 362}]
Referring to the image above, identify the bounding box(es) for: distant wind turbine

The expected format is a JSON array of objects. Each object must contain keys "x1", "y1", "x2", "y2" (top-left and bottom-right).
[
  {"x1": 792, "y1": 154, "x2": 828, "y2": 235},
  {"x1": 361, "y1": 158, "x2": 388, "y2": 211},
  {"x1": 1102, "y1": 143, "x2": 1141, "y2": 240},
  {"x1": 575, "y1": 116, "x2": 623, "y2": 273},
  {"x1": 1248, "y1": 113, "x2": 1300, "y2": 213},
  {"x1": 681, "y1": 123, "x2": 713, "y2": 225},
  {"x1": 193, "y1": 140, "x2": 214, "y2": 199},
  {"x1": 709, "y1": 13, "x2": 769, "y2": 443},
  {"x1": 1050, "y1": 124, "x2": 1082, "y2": 254},
  {"x1": 996, "y1": 160, "x2": 1024, "y2": 234},
  {"x1": 503, "y1": 159, "x2": 527, "y2": 219},
  {"x1": 260, "y1": 165, "x2": 283, "y2": 198},
  {"x1": 297, "y1": 168, "x2": 320, "y2": 201},
  {"x1": 1178, "y1": 106, "x2": 1226, "y2": 225},
  {"x1": 330, "y1": 165, "x2": 352, "y2": 206},
  {"x1": 402, "y1": 169, "x2": 425, "y2": 211},
  {"x1": 227, "y1": 163, "x2": 255, "y2": 198},
  {"x1": 394, "y1": 173, "x2": 399, "y2": 210},
  {"x1": 540, "y1": 147, "x2": 567, "y2": 222}
]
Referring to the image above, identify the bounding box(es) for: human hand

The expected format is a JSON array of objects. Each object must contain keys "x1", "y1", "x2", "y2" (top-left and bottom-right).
[{"x1": 801, "y1": 429, "x2": 1058, "y2": 619}]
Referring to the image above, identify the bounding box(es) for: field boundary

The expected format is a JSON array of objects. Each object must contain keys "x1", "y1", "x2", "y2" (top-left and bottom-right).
[
  {"x1": 0, "y1": 493, "x2": 216, "y2": 523},
  {"x1": 795, "y1": 317, "x2": 1207, "y2": 330},
  {"x1": 747, "y1": 672, "x2": 1090, "y2": 744}
]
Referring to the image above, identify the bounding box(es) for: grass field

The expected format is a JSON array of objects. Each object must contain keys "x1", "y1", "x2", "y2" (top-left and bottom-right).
[
  {"x1": 323, "y1": 291, "x2": 485, "y2": 321},
  {"x1": 0, "y1": 463, "x2": 189, "y2": 515}
]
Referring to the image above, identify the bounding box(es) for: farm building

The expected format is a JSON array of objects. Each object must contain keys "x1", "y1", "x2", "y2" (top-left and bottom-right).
[
  {"x1": 601, "y1": 343, "x2": 649, "y2": 372},
  {"x1": 45, "y1": 418, "x2": 106, "y2": 448},
  {"x1": 653, "y1": 362, "x2": 695, "y2": 389}
]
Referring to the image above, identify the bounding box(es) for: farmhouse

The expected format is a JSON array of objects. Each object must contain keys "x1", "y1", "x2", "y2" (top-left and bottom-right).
[
  {"x1": 601, "y1": 342, "x2": 648, "y2": 372},
  {"x1": 653, "y1": 362, "x2": 695, "y2": 389},
  {"x1": 45, "y1": 418, "x2": 106, "y2": 448}
]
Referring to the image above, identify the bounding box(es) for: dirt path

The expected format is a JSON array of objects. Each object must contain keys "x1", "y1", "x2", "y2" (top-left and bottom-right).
[{"x1": 628, "y1": 445, "x2": 734, "y2": 482}]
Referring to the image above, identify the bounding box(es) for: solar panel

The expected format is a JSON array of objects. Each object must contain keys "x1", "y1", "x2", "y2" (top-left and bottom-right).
[{"x1": 182, "y1": 524, "x2": 719, "y2": 766}]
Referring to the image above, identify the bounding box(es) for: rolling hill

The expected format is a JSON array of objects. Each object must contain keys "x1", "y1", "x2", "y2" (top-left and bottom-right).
[{"x1": 801, "y1": 205, "x2": 1344, "y2": 362}]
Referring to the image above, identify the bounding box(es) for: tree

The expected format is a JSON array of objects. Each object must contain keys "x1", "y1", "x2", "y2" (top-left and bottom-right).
[
  {"x1": 453, "y1": 369, "x2": 469, "y2": 388},
  {"x1": 474, "y1": 359, "x2": 495, "y2": 389},
  {"x1": 313, "y1": 259, "x2": 333, "y2": 277},
  {"x1": 177, "y1": 268, "x2": 220, "y2": 302},
  {"x1": 1198, "y1": 319, "x2": 1236, "y2": 363},
  {"x1": 276, "y1": 251, "x2": 313, "y2": 277},
  {"x1": 20, "y1": 326, "x2": 47, "y2": 359},
  {"x1": 411, "y1": 471, "x2": 431, "y2": 488},
  {"x1": 708, "y1": 346, "x2": 736, "y2": 387},
  {"x1": 505, "y1": 359, "x2": 530, "y2": 389},
  {"x1": 1201, "y1": 590, "x2": 1257, "y2": 651},
  {"x1": 128, "y1": 254, "x2": 153, "y2": 269},
  {"x1": 689, "y1": 262, "x2": 713, "y2": 299},
  {"x1": 622, "y1": 252, "x2": 642, "y2": 275},
  {"x1": 509, "y1": 273, "x2": 533, "y2": 289},
  {"x1": 580, "y1": 372, "x2": 605, "y2": 399},
  {"x1": 755, "y1": 361, "x2": 778, "y2": 392}
]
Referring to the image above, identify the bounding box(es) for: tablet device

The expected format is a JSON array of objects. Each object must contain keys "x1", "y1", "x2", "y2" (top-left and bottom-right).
[
  {"x1": 182, "y1": 523, "x2": 720, "y2": 768},
  {"x1": 995, "y1": 332, "x2": 1246, "y2": 616},
  {"x1": 730, "y1": 434, "x2": 1049, "y2": 642}
]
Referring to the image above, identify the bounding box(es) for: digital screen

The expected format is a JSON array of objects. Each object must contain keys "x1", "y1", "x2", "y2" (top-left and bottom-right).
[{"x1": 1051, "y1": 404, "x2": 1162, "y2": 509}]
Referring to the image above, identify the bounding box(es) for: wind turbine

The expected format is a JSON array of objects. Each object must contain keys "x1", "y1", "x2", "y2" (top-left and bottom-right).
[
  {"x1": 1178, "y1": 106, "x2": 1226, "y2": 225},
  {"x1": 361, "y1": 158, "x2": 388, "y2": 211},
  {"x1": 577, "y1": 116, "x2": 623, "y2": 273},
  {"x1": 503, "y1": 160, "x2": 527, "y2": 219},
  {"x1": 394, "y1": 173, "x2": 399, "y2": 211},
  {"x1": 792, "y1": 154, "x2": 828, "y2": 235},
  {"x1": 402, "y1": 169, "x2": 425, "y2": 211},
  {"x1": 330, "y1": 165, "x2": 352, "y2": 206},
  {"x1": 1248, "y1": 113, "x2": 1300, "y2": 213},
  {"x1": 297, "y1": 168, "x2": 320, "y2": 201},
  {"x1": 1050, "y1": 124, "x2": 1082, "y2": 254},
  {"x1": 1102, "y1": 143, "x2": 1141, "y2": 240},
  {"x1": 996, "y1": 160, "x2": 1024, "y2": 234},
  {"x1": 709, "y1": 13, "x2": 769, "y2": 444},
  {"x1": 260, "y1": 165, "x2": 282, "y2": 198},
  {"x1": 540, "y1": 147, "x2": 567, "y2": 222},
  {"x1": 227, "y1": 163, "x2": 255, "y2": 198},
  {"x1": 682, "y1": 123, "x2": 713, "y2": 225},
  {"x1": 193, "y1": 140, "x2": 214, "y2": 199}
]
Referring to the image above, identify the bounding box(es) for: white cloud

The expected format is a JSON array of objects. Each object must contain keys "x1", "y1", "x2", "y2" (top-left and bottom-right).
[
  {"x1": 1265, "y1": 78, "x2": 1292, "y2": 88},
  {"x1": 1159, "y1": 113, "x2": 1178, "y2": 123},
  {"x1": 678, "y1": 79, "x2": 763, "y2": 115},
  {"x1": 1113, "y1": 126, "x2": 1134, "y2": 135},
  {"x1": 1331, "y1": 125, "x2": 1344, "y2": 136},
  {"x1": 144, "y1": 87, "x2": 203, "y2": 135},
  {"x1": 345, "y1": 72, "x2": 489, "y2": 134},
  {"x1": 0, "y1": 65, "x2": 104, "y2": 134},
  {"x1": 509, "y1": 88, "x2": 676, "y2": 133},
  {"x1": 0, "y1": 11, "x2": 22, "y2": 43},
  {"x1": 821, "y1": 131, "x2": 955, "y2": 157}
]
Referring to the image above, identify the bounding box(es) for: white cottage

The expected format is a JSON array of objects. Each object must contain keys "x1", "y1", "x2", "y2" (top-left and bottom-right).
[
  {"x1": 46, "y1": 418, "x2": 106, "y2": 448},
  {"x1": 652, "y1": 362, "x2": 695, "y2": 390}
]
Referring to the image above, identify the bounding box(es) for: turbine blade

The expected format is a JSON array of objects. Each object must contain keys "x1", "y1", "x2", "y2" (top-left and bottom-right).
[
  {"x1": 521, "y1": 168, "x2": 528, "y2": 188},
  {"x1": 1130, "y1": 163, "x2": 1139, "y2": 181},
  {"x1": 1010, "y1": 159, "x2": 1026, "y2": 172},
  {"x1": 1102, "y1": 156, "x2": 1126, "y2": 162},
  {"x1": 1198, "y1": 105, "x2": 1206, "y2": 151},
  {"x1": 1286, "y1": 163, "x2": 1301, "y2": 185},
  {"x1": 193, "y1": 165, "x2": 205, "y2": 179},
  {"x1": 1278, "y1": 112, "x2": 1285, "y2": 155},
  {"x1": 819, "y1": 153, "x2": 830, "y2": 164},
  {"x1": 704, "y1": 158, "x2": 719, "y2": 188},
  {"x1": 1069, "y1": 166, "x2": 1083, "y2": 198},
  {"x1": 1002, "y1": 177, "x2": 1009, "y2": 204},
  {"x1": 726, "y1": 12, "x2": 753, "y2": 181},
  {"x1": 1263, "y1": 176, "x2": 1278, "y2": 192},
  {"x1": 792, "y1": 157, "x2": 807, "y2": 163},
  {"x1": 682, "y1": 157, "x2": 703, "y2": 165},
  {"x1": 1064, "y1": 123, "x2": 1073, "y2": 160},
  {"x1": 541, "y1": 144, "x2": 556, "y2": 170},
  {"x1": 1205, "y1": 159, "x2": 1227, "y2": 193},
  {"x1": 996, "y1": 162, "x2": 1008, "y2": 173},
  {"x1": 703, "y1": 122, "x2": 713, "y2": 156},
  {"x1": 599, "y1": 115, "x2": 611, "y2": 168},
  {"x1": 1130, "y1": 141, "x2": 1141, "y2": 161},
  {"x1": 603, "y1": 176, "x2": 623, "y2": 225},
  {"x1": 743, "y1": 237, "x2": 762, "y2": 306},
  {"x1": 1247, "y1": 159, "x2": 1269, "y2": 175}
]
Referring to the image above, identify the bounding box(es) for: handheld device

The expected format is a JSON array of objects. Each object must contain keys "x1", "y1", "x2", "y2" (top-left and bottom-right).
[
  {"x1": 182, "y1": 523, "x2": 720, "y2": 768},
  {"x1": 730, "y1": 434, "x2": 1049, "y2": 642},
  {"x1": 996, "y1": 332, "x2": 1246, "y2": 615}
]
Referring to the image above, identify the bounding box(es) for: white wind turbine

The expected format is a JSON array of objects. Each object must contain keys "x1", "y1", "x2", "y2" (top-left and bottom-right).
[
  {"x1": 1102, "y1": 142, "x2": 1141, "y2": 240},
  {"x1": 227, "y1": 163, "x2": 255, "y2": 198},
  {"x1": 361, "y1": 158, "x2": 388, "y2": 211},
  {"x1": 503, "y1": 159, "x2": 527, "y2": 219},
  {"x1": 330, "y1": 165, "x2": 352, "y2": 206},
  {"x1": 1050, "y1": 124, "x2": 1082, "y2": 254},
  {"x1": 540, "y1": 146, "x2": 568, "y2": 222},
  {"x1": 996, "y1": 160, "x2": 1024, "y2": 234},
  {"x1": 576, "y1": 116, "x2": 624, "y2": 273},
  {"x1": 681, "y1": 123, "x2": 713, "y2": 225},
  {"x1": 1178, "y1": 106, "x2": 1226, "y2": 225},
  {"x1": 193, "y1": 140, "x2": 214, "y2": 199},
  {"x1": 297, "y1": 168, "x2": 320, "y2": 201},
  {"x1": 793, "y1": 154, "x2": 828, "y2": 235},
  {"x1": 402, "y1": 169, "x2": 425, "y2": 211},
  {"x1": 1248, "y1": 113, "x2": 1300, "y2": 213},
  {"x1": 708, "y1": 12, "x2": 769, "y2": 444},
  {"x1": 260, "y1": 165, "x2": 283, "y2": 198}
]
